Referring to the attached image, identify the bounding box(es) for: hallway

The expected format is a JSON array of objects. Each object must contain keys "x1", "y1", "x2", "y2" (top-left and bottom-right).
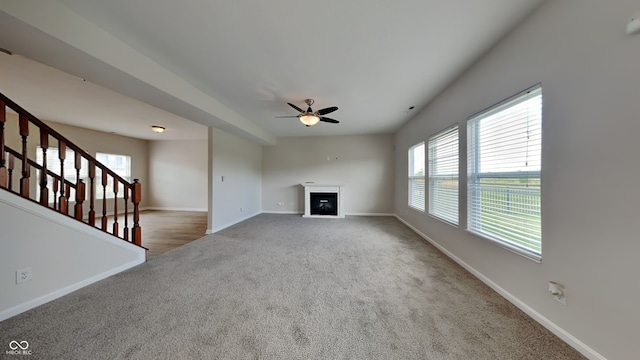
[{"x1": 138, "y1": 210, "x2": 207, "y2": 259}]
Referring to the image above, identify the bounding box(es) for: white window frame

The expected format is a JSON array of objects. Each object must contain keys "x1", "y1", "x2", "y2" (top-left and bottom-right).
[
  {"x1": 428, "y1": 125, "x2": 459, "y2": 225},
  {"x1": 96, "y1": 152, "x2": 131, "y2": 199},
  {"x1": 467, "y1": 84, "x2": 542, "y2": 262},
  {"x1": 408, "y1": 141, "x2": 425, "y2": 212}
]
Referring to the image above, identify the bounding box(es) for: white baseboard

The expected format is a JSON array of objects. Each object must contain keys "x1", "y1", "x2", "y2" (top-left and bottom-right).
[
  {"x1": 346, "y1": 213, "x2": 395, "y2": 217},
  {"x1": 144, "y1": 207, "x2": 207, "y2": 212},
  {"x1": 0, "y1": 258, "x2": 144, "y2": 322},
  {"x1": 261, "y1": 211, "x2": 394, "y2": 217},
  {"x1": 261, "y1": 211, "x2": 303, "y2": 215},
  {"x1": 394, "y1": 214, "x2": 606, "y2": 360}
]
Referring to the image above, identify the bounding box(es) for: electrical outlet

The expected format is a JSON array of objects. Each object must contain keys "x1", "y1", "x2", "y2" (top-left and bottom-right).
[
  {"x1": 277, "y1": 202, "x2": 284, "y2": 206},
  {"x1": 16, "y1": 268, "x2": 33, "y2": 284}
]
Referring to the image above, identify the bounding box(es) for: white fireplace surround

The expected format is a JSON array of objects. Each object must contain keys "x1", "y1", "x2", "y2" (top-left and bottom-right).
[{"x1": 302, "y1": 184, "x2": 345, "y2": 218}]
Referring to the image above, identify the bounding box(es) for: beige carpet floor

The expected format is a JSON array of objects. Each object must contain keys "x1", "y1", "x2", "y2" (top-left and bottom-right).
[{"x1": 0, "y1": 214, "x2": 584, "y2": 359}]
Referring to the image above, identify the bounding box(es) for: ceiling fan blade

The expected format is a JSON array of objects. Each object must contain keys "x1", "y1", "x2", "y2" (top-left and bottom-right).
[
  {"x1": 320, "y1": 117, "x2": 339, "y2": 124},
  {"x1": 287, "y1": 102, "x2": 304, "y2": 113},
  {"x1": 275, "y1": 116, "x2": 299, "y2": 118},
  {"x1": 317, "y1": 106, "x2": 338, "y2": 115}
]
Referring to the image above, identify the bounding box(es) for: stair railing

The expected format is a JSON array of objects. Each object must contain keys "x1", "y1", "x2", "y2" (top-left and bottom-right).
[{"x1": 0, "y1": 92, "x2": 142, "y2": 246}]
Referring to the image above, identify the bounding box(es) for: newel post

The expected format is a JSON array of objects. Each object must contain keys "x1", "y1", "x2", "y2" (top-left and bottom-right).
[{"x1": 131, "y1": 179, "x2": 142, "y2": 246}]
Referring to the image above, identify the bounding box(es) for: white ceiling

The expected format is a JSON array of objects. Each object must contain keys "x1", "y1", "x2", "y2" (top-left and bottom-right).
[
  {"x1": 0, "y1": 53, "x2": 208, "y2": 140},
  {"x1": 0, "y1": 0, "x2": 544, "y2": 142}
]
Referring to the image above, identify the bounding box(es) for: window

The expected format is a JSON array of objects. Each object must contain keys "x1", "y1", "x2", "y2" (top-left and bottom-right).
[
  {"x1": 467, "y1": 84, "x2": 542, "y2": 261},
  {"x1": 428, "y1": 125, "x2": 459, "y2": 225},
  {"x1": 408, "y1": 142, "x2": 425, "y2": 211},
  {"x1": 36, "y1": 147, "x2": 88, "y2": 201},
  {"x1": 96, "y1": 153, "x2": 131, "y2": 199}
]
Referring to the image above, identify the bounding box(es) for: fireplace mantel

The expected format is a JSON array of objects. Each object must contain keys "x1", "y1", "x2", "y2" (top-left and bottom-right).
[{"x1": 301, "y1": 184, "x2": 345, "y2": 218}]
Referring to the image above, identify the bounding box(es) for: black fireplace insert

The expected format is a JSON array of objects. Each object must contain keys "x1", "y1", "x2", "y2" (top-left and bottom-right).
[{"x1": 310, "y1": 192, "x2": 338, "y2": 216}]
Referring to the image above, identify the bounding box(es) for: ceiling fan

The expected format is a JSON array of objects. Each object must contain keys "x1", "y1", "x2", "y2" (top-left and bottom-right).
[{"x1": 276, "y1": 99, "x2": 339, "y2": 127}]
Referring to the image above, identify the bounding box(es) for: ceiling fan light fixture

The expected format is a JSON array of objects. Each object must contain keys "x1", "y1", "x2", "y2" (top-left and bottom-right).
[
  {"x1": 151, "y1": 125, "x2": 166, "y2": 133},
  {"x1": 299, "y1": 114, "x2": 320, "y2": 126},
  {"x1": 278, "y1": 99, "x2": 338, "y2": 126}
]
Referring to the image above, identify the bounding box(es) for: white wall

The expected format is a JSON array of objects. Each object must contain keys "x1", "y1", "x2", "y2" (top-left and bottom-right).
[
  {"x1": 0, "y1": 190, "x2": 145, "y2": 321},
  {"x1": 148, "y1": 139, "x2": 207, "y2": 210},
  {"x1": 207, "y1": 128, "x2": 262, "y2": 233},
  {"x1": 262, "y1": 135, "x2": 395, "y2": 215},
  {"x1": 394, "y1": 1, "x2": 640, "y2": 359}
]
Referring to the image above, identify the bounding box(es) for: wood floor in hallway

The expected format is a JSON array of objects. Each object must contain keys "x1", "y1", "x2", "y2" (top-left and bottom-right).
[{"x1": 138, "y1": 210, "x2": 208, "y2": 259}]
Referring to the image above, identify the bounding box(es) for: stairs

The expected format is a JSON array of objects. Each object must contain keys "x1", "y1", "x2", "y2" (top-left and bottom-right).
[{"x1": 0, "y1": 91, "x2": 143, "y2": 247}]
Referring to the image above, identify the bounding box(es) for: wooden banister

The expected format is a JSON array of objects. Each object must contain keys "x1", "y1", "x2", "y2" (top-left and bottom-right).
[
  {"x1": 5, "y1": 147, "x2": 78, "y2": 192},
  {"x1": 0, "y1": 93, "x2": 132, "y2": 185},
  {"x1": 39, "y1": 128, "x2": 49, "y2": 205},
  {"x1": 58, "y1": 140, "x2": 67, "y2": 214},
  {"x1": 19, "y1": 114, "x2": 29, "y2": 197},
  {"x1": 0, "y1": 91, "x2": 143, "y2": 248},
  {"x1": 88, "y1": 160, "x2": 96, "y2": 226},
  {"x1": 101, "y1": 168, "x2": 108, "y2": 231},
  {"x1": 7, "y1": 153, "x2": 14, "y2": 191},
  {"x1": 132, "y1": 179, "x2": 142, "y2": 246},
  {"x1": 0, "y1": 99, "x2": 6, "y2": 189}
]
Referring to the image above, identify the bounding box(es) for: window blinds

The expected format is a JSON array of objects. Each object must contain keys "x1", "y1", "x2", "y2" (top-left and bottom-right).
[
  {"x1": 428, "y1": 125, "x2": 459, "y2": 225},
  {"x1": 467, "y1": 85, "x2": 542, "y2": 260},
  {"x1": 408, "y1": 142, "x2": 425, "y2": 211}
]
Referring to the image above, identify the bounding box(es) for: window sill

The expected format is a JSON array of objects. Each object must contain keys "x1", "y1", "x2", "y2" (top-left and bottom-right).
[
  {"x1": 408, "y1": 205, "x2": 425, "y2": 213},
  {"x1": 428, "y1": 214, "x2": 459, "y2": 228},
  {"x1": 466, "y1": 229, "x2": 541, "y2": 263}
]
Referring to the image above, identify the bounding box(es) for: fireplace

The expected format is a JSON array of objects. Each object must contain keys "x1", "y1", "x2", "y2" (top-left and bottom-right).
[
  {"x1": 310, "y1": 192, "x2": 338, "y2": 216},
  {"x1": 302, "y1": 184, "x2": 345, "y2": 218}
]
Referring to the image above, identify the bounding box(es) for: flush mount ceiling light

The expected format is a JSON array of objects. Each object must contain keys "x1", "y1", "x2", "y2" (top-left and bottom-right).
[{"x1": 151, "y1": 125, "x2": 165, "y2": 133}]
